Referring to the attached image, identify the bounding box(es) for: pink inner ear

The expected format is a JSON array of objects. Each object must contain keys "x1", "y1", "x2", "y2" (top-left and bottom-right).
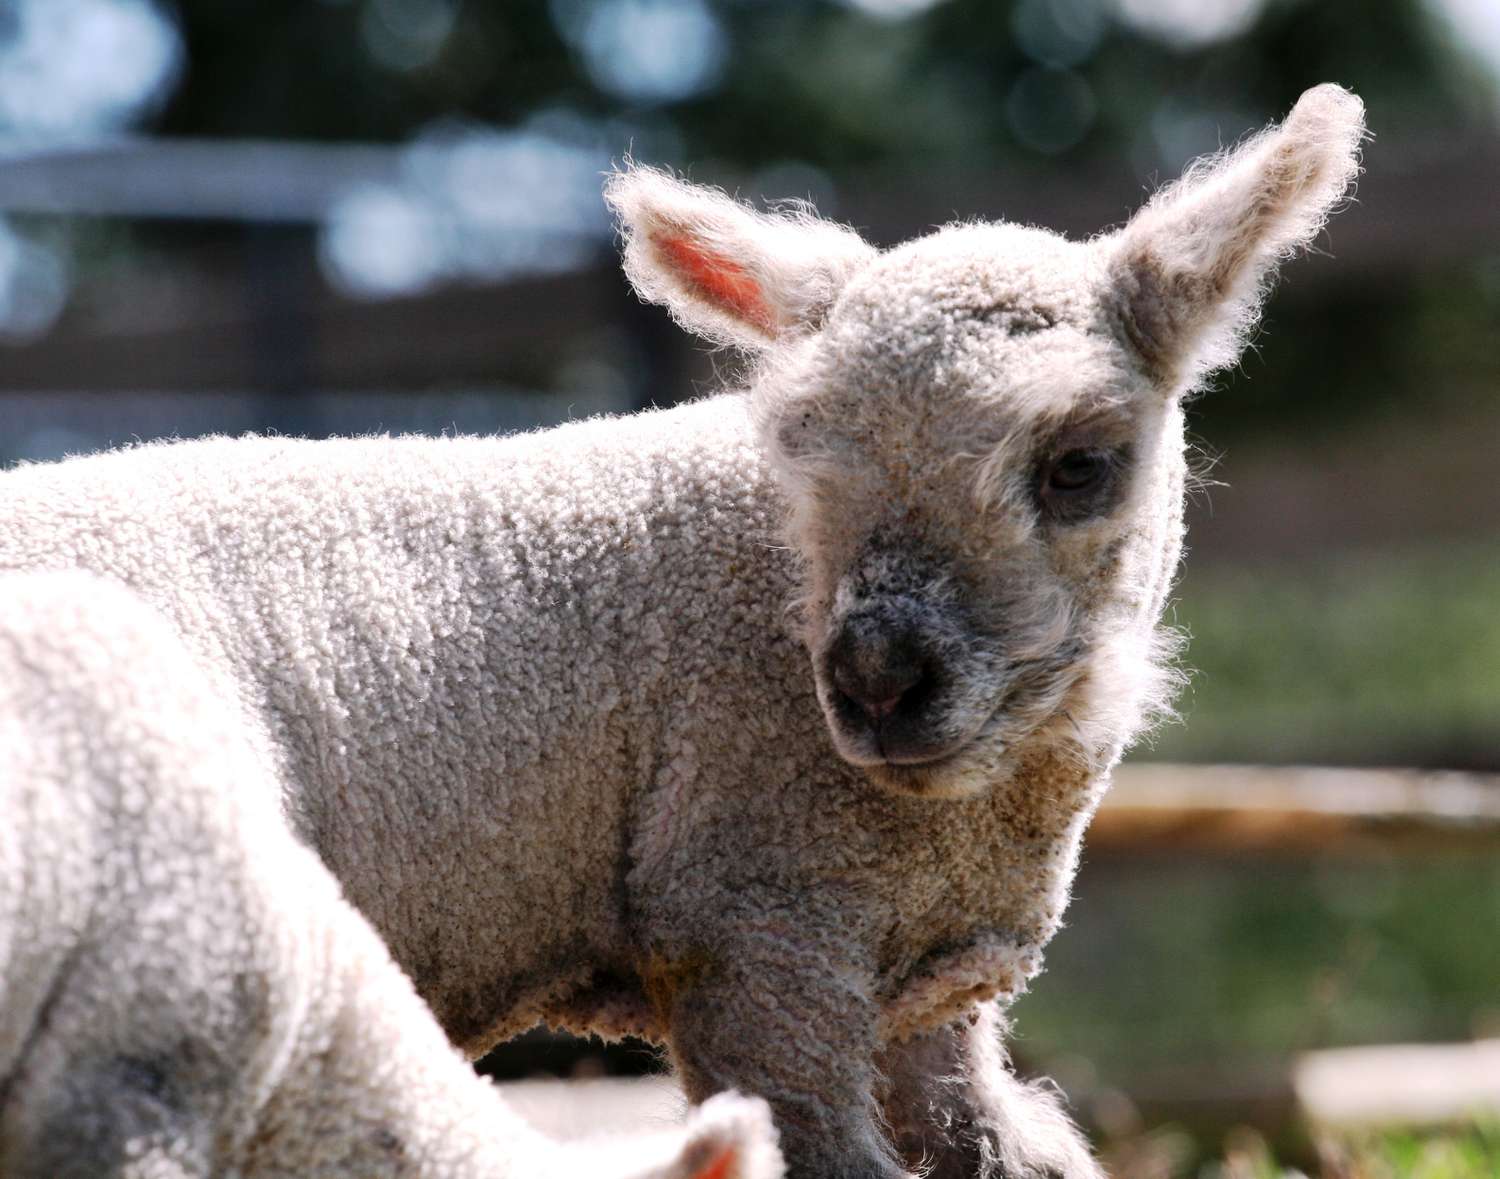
[
  {"x1": 652, "y1": 230, "x2": 775, "y2": 335},
  {"x1": 690, "y1": 1146, "x2": 736, "y2": 1179}
]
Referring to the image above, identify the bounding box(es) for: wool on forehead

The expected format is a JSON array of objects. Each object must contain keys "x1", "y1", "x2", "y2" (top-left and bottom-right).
[
  {"x1": 832, "y1": 223, "x2": 1103, "y2": 340},
  {"x1": 817, "y1": 226, "x2": 1130, "y2": 413}
]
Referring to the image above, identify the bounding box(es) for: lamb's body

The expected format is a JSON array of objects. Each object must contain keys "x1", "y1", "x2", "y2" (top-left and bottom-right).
[
  {"x1": 0, "y1": 84, "x2": 1365, "y2": 1179},
  {"x1": 0, "y1": 396, "x2": 1078, "y2": 1049},
  {"x1": 0, "y1": 397, "x2": 1092, "y2": 1177}
]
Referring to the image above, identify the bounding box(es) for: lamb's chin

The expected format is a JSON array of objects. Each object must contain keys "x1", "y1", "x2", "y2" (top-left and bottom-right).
[
  {"x1": 814, "y1": 700, "x2": 1014, "y2": 799},
  {"x1": 854, "y1": 744, "x2": 1017, "y2": 801}
]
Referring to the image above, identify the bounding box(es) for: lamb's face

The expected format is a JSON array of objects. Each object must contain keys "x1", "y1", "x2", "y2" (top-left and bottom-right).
[
  {"x1": 755, "y1": 226, "x2": 1183, "y2": 798},
  {"x1": 607, "y1": 85, "x2": 1363, "y2": 798}
]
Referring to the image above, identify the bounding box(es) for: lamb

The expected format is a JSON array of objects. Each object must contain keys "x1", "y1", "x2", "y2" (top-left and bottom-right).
[
  {"x1": 0, "y1": 570, "x2": 781, "y2": 1178},
  {"x1": 0, "y1": 83, "x2": 1364, "y2": 1178}
]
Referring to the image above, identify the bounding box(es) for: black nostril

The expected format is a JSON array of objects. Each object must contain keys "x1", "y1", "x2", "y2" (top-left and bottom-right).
[{"x1": 828, "y1": 638, "x2": 928, "y2": 725}]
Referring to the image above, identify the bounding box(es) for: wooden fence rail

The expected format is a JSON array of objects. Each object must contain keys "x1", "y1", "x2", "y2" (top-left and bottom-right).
[{"x1": 1094, "y1": 764, "x2": 1500, "y2": 854}]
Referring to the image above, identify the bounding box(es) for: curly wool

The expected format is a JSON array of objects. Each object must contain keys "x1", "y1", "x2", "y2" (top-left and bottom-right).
[{"x1": 0, "y1": 571, "x2": 780, "y2": 1179}]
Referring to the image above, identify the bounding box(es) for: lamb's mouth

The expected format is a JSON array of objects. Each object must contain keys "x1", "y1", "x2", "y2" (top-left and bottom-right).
[
  {"x1": 824, "y1": 710, "x2": 1007, "y2": 798},
  {"x1": 824, "y1": 708, "x2": 987, "y2": 771},
  {"x1": 817, "y1": 685, "x2": 1037, "y2": 798},
  {"x1": 819, "y1": 676, "x2": 1011, "y2": 768}
]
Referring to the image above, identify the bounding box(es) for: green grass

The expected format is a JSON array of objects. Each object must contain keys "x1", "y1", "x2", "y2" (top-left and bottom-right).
[
  {"x1": 1334, "y1": 1124, "x2": 1500, "y2": 1179},
  {"x1": 1108, "y1": 1124, "x2": 1500, "y2": 1179},
  {"x1": 1017, "y1": 855, "x2": 1500, "y2": 1079},
  {"x1": 1139, "y1": 542, "x2": 1500, "y2": 768}
]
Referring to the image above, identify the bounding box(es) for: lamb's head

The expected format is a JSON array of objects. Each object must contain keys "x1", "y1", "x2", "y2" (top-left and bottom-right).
[{"x1": 608, "y1": 84, "x2": 1363, "y2": 799}]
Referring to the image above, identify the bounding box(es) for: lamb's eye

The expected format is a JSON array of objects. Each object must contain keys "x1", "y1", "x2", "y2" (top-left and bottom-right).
[{"x1": 1045, "y1": 449, "x2": 1109, "y2": 494}]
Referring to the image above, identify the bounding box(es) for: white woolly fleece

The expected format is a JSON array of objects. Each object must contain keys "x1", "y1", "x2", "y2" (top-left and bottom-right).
[
  {"x1": 0, "y1": 84, "x2": 1363, "y2": 1179},
  {"x1": 0, "y1": 400, "x2": 1095, "y2": 1179},
  {"x1": 0, "y1": 572, "x2": 780, "y2": 1179}
]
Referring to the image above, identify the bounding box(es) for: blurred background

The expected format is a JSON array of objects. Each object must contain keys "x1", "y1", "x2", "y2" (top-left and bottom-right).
[{"x1": 0, "y1": 0, "x2": 1496, "y2": 1173}]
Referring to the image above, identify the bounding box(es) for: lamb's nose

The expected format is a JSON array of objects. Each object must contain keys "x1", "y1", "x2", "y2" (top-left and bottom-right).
[{"x1": 826, "y1": 625, "x2": 929, "y2": 725}]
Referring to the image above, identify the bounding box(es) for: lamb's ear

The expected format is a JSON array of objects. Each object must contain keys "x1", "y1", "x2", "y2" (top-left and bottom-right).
[
  {"x1": 605, "y1": 165, "x2": 876, "y2": 350},
  {"x1": 1106, "y1": 83, "x2": 1365, "y2": 387}
]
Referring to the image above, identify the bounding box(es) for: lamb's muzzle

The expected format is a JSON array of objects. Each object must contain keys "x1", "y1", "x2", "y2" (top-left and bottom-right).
[{"x1": 824, "y1": 611, "x2": 951, "y2": 762}]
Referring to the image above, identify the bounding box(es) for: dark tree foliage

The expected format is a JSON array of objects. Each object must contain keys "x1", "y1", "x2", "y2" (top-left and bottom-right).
[{"x1": 153, "y1": 0, "x2": 1489, "y2": 164}]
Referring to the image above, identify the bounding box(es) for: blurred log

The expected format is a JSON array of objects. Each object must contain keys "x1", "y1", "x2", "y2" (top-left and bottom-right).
[
  {"x1": 1294, "y1": 1039, "x2": 1500, "y2": 1128},
  {"x1": 1093, "y1": 764, "x2": 1500, "y2": 854}
]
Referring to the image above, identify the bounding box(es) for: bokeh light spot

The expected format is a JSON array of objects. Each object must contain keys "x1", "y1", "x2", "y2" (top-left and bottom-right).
[
  {"x1": 1110, "y1": 0, "x2": 1264, "y2": 50},
  {"x1": 320, "y1": 115, "x2": 616, "y2": 298},
  {"x1": 320, "y1": 185, "x2": 450, "y2": 298},
  {"x1": 1005, "y1": 67, "x2": 1097, "y2": 155},
  {"x1": 359, "y1": 0, "x2": 459, "y2": 73},
  {"x1": 1424, "y1": 0, "x2": 1500, "y2": 92},
  {"x1": 552, "y1": 0, "x2": 727, "y2": 105},
  {"x1": 0, "y1": 0, "x2": 182, "y2": 138},
  {"x1": 838, "y1": 0, "x2": 948, "y2": 21},
  {"x1": 1013, "y1": 0, "x2": 1107, "y2": 68}
]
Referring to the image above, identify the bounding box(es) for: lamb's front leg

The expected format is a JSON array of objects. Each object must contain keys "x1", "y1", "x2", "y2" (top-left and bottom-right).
[
  {"x1": 660, "y1": 921, "x2": 906, "y2": 1179},
  {"x1": 875, "y1": 1001, "x2": 1102, "y2": 1179}
]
